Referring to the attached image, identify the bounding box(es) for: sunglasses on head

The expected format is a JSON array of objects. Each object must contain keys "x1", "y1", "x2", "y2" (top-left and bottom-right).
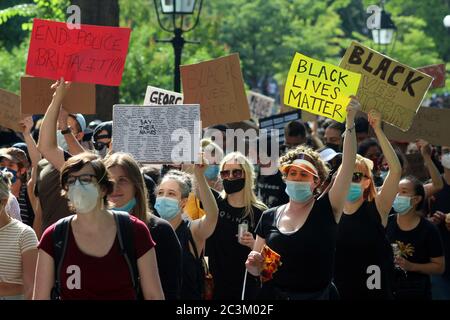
[
  {"x1": 220, "y1": 169, "x2": 244, "y2": 180},
  {"x1": 352, "y1": 172, "x2": 368, "y2": 183}
]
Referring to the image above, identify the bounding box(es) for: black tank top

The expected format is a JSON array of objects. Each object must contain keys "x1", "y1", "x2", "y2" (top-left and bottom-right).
[
  {"x1": 334, "y1": 200, "x2": 394, "y2": 300},
  {"x1": 176, "y1": 219, "x2": 205, "y2": 300}
]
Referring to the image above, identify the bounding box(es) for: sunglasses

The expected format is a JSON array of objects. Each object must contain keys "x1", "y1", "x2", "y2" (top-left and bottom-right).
[
  {"x1": 220, "y1": 169, "x2": 244, "y2": 180},
  {"x1": 352, "y1": 172, "x2": 368, "y2": 183}
]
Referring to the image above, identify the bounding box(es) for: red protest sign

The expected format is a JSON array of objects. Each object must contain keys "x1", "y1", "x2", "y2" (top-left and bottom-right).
[{"x1": 26, "y1": 19, "x2": 131, "y2": 86}]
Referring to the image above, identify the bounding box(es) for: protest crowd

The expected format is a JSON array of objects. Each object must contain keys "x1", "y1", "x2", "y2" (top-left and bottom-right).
[{"x1": 0, "y1": 18, "x2": 450, "y2": 302}]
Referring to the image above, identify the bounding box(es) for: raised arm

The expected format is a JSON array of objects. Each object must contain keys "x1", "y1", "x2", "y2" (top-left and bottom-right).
[
  {"x1": 20, "y1": 116, "x2": 41, "y2": 168},
  {"x1": 421, "y1": 140, "x2": 444, "y2": 198},
  {"x1": 191, "y1": 160, "x2": 219, "y2": 242},
  {"x1": 329, "y1": 97, "x2": 359, "y2": 222},
  {"x1": 371, "y1": 110, "x2": 402, "y2": 224},
  {"x1": 36, "y1": 78, "x2": 70, "y2": 171}
]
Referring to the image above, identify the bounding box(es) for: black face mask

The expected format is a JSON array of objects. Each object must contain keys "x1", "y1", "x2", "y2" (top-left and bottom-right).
[
  {"x1": 326, "y1": 143, "x2": 341, "y2": 153},
  {"x1": 223, "y1": 178, "x2": 245, "y2": 194}
]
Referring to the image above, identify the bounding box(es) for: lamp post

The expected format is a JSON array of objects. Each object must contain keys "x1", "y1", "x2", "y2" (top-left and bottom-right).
[
  {"x1": 153, "y1": 0, "x2": 203, "y2": 93},
  {"x1": 371, "y1": 1, "x2": 396, "y2": 55},
  {"x1": 444, "y1": 15, "x2": 450, "y2": 28}
]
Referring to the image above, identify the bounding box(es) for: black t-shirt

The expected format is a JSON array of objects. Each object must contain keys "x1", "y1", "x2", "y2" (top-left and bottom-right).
[
  {"x1": 148, "y1": 215, "x2": 182, "y2": 300},
  {"x1": 256, "y1": 193, "x2": 337, "y2": 294},
  {"x1": 430, "y1": 176, "x2": 450, "y2": 278},
  {"x1": 176, "y1": 219, "x2": 205, "y2": 300},
  {"x1": 205, "y1": 193, "x2": 264, "y2": 300},
  {"x1": 256, "y1": 171, "x2": 289, "y2": 209},
  {"x1": 386, "y1": 215, "x2": 444, "y2": 298},
  {"x1": 334, "y1": 201, "x2": 394, "y2": 300}
]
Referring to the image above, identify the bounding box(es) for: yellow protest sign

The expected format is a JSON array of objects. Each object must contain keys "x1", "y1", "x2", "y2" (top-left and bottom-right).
[
  {"x1": 340, "y1": 41, "x2": 433, "y2": 131},
  {"x1": 284, "y1": 53, "x2": 361, "y2": 123}
]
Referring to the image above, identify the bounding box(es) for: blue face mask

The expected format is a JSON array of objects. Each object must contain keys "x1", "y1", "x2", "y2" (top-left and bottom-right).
[
  {"x1": 392, "y1": 195, "x2": 413, "y2": 215},
  {"x1": 0, "y1": 167, "x2": 17, "y2": 184},
  {"x1": 155, "y1": 197, "x2": 180, "y2": 221},
  {"x1": 113, "y1": 197, "x2": 137, "y2": 213},
  {"x1": 380, "y1": 170, "x2": 388, "y2": 181},
  {"x1": 285, "y1": 181, "x2": 313, "y2": 203},
  {"x1": 56, "y1": 130, "x2": 69, "y2": 151},
  {"x1": 204, "y1": 165, "x2": 219, "y2": 180},
  {"x1": 347, "y1": 183, "x2": 363, "y2": 202}
]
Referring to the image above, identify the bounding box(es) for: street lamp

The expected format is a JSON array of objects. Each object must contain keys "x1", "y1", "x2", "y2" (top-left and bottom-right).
[
  {"x1": 444, "y1": 15, "x2": 450, "y2": 28},
  {"x1": 153, "y1": 0, "x2": 203, "y2": 93},
  {"x1": 371, "y1": 2, "x2": 397, "y2": 54}
]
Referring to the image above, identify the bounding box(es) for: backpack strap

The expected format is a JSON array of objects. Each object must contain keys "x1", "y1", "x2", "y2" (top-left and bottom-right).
[
  {"x1": 51, "y1": 215, "x2": 73, "y2": 300},
  {"x1": 113, "y1": 211, "x2": 141, "y2": 299}
]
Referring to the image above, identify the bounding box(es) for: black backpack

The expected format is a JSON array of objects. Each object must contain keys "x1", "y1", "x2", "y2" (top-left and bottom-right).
[{"x1": 51, "y1": 211, "x2": 140, "y2": 300}]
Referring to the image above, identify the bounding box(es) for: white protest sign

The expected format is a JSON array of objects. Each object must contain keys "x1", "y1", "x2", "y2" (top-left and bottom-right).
[
  {"x1": 143, "y1": 86, "x2": 183, "y2": 105},
  {"x1": 112, "y1": 104, "x2": 201, "y2": 163},
  {"x1": 248, "y1": 91, "x2": 275, "y2": 120}
]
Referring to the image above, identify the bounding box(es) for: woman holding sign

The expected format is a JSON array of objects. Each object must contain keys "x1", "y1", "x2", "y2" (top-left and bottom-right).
[
  {"x1": 245, "y1": 98, "x2": 360, "y2": 300},
  {"x1": 334, "y1": 110, "x2": 402, "y2": 300}
]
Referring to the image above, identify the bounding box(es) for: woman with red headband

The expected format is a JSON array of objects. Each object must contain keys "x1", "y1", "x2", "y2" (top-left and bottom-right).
[{"x1": 245, "y1": 98, "x2": 360, "y2": 300}]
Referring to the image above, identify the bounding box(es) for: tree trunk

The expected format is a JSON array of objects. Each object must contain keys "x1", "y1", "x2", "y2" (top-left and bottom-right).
[{"x1": 71, "y1": 0, "x2": 120, "y2": 123}]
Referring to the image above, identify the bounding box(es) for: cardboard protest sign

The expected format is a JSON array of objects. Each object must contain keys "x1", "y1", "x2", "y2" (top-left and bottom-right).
[
  {"x1": 26, "y1": 19, "x2": 131, "y2": 86},
  {"x1": 248, "y1": 91, "x2": 275, "y2": 120},
  {"x1": 0, "y1": 89, "x2": 21, "y2": 132},
  {"x1": 340, "y1": 41, "x2": 433, "y2": 131},
  {"x1": 259, "y1": 110, "x2": 301, "y2": 145},
  {"x1": 112, "y1": 104, "x2": 201, "y2": 163},
  {"x1": 20, "y1": 76, "x2": 96, "y2": 114},
  {"x1": 181, "y1": 53, "x2": 250, "y2": 128},
  {"x1": 384, "y1": 107, "x2": 450, "y2": 147},
  {"x1": 284, "y1": 52, "x2": 361, "y2": 123},
  {"x1": 417, "y1": 64, "x2": 446, "y2": 89},
  {"x1": 143, "y1": 86, "x2": 183, "y2": 105}
]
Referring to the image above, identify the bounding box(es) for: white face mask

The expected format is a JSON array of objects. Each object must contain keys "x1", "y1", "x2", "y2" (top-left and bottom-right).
[
  {"x1": 57, "y1": 131, "x2": 69, "y2": 151},
  {"x1": 441, "y1": 153, "x2": 450, "y2": 169},
  {"x1": 68, "y1": 181, "x2": 100, "y2": 213}
]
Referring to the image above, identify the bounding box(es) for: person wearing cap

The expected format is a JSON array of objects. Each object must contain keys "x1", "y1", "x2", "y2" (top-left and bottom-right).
[
  {"x1": 318, "y1": 147, "x2": 342, "y2": 192},
  {"x1": 245, "y1": 97, "x2": 360, "y2": 300},
  {"x1": 334, "y1": 110, "x2": 402, "y2": 300},
  {"x1": 92, "y1": 121, "x2": 113, "y2": 158},
  {"x1": 0, "y1": 147, "x2": 35, "y2": 227},
  {"x1": 34, "y1": 79, "x2": 86, "y2": 235}
]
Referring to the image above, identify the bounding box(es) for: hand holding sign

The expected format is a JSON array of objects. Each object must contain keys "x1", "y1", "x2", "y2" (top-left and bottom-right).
[
  {"x1": 194, "y1": 152, "x2": 209, "y2": 176},
  {"x1": 51, "y1": 77, "x2": 71, "y2": 104},
  {"x1": 19, "y1": 116, "x2": 34, "y2": 135},
  {"x1": 416, "y1": 139, "x2": 432, "y2": 159},
  {"x1": 346, "y1": 96, "x2": 361, "y2": 122},
  {"x1": 368, "y1": 109, "x2": 382, "y2": 130}
]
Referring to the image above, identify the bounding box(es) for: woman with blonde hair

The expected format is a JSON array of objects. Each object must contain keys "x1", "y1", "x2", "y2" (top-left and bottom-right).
[
  {"x1": 206, "y1": 151, "x2": 268, "y2": 299},
  {"x1": 246, "y1": 97, "x2": 360, "y2": 300},
  {"x1": 104, "y1": 152, "x2": 182, "y2": 300},
  {"x1": 334, "y1": 110, "x2": 402, "y2": 300},
  {"x1": 0, "y1": 169, "x2": 38, "y2": 300}
]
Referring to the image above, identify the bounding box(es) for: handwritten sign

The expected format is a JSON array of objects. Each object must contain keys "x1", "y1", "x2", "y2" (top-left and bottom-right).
[
  {"x1": 384, "y1": 107, "x2": 450, "y2": 147},
  {"x1": 20, "y1": 76, "x2": 95, "y2": 114},
  {"x1": 143, "y1": 86, "x2": 183, "y2": 105},
  {"x1": 181, "y1": 53, "x2": 250, "y2": 128},
  {"x1": 248, "y1": 91, "x2": 275, "y2": 120},
  {"x1": 259, "y1": 110, "x2": 301, "y2": 145},
  {"x1": 26, "y1": 19, "x2": 131, "y2": 86},
  {"x1": 0, "y1": 89, "x2": 21, "y2": 132},
  {"x1": 112, "y1": 105, "x2": 201, "y2": 163},
  {"x1": 340, "y1": 41, "x2": 433, "y2": 131},
  {"x1": 284, "y1": 52, "x2": 361, "y2": 123},
  {"x1": 417, "y1": 64, "x2": 446, "y2": 89}
]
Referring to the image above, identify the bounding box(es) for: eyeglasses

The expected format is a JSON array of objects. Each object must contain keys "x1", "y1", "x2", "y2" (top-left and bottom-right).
[
  {"x1": 65, "y1": 174, "x2": 97, "y2": 188},
  {"x1": 220, "y1": 169, "x2": 244, "y2": 180},
  {"x1": 352, "y1": 172, "x2": 368, "y2": 183}
]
